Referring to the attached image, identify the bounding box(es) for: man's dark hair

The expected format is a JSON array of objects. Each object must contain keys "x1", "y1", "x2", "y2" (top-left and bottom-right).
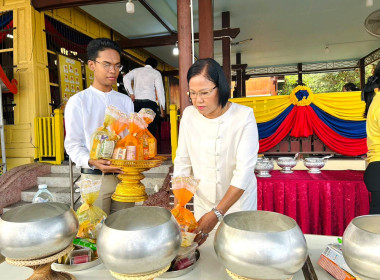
[
  {"x1": 87, "y1": 38, "x2": 121, "y2": 61},
  {"x1": 145, "y1": 57, "x2": 158, "y2": 69},
  {"x1": 343, "y1": 83, "x2": 360, "y2": 92},
  {"x1": 187, "y1": 58, "x2": 230, "y2": 108},
  {"x1": 363, "y1": 62, "x2": 380, "y2": 118}
]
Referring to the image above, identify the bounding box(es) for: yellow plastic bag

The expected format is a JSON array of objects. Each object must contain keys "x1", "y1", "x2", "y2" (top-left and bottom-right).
[
  {"x1": 76, "y1": 178, "x2": 107, "y2": 240},
  {"x1": 90, "y1": 106, "x2": 122, "y2": 159}
]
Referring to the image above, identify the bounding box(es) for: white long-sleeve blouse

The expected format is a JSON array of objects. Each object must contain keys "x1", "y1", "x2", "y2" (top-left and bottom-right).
[
  {"x1": 64, "y1": 86, "x2": 134, "y2": 168},
  {"x1": 173, "y1": 102, "x2": 259, "y2": 218}
]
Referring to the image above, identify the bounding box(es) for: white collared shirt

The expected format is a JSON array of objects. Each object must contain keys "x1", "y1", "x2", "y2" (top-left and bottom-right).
[
  {"x1": 64, "y1": 86, "x2": 134, "y2": 168},
  {"x1": 173, "y1": 103, "x2": 259, "y2": 219},
  {"x1": 123, "y1": 65, "x2": 165, "y2": 109}
]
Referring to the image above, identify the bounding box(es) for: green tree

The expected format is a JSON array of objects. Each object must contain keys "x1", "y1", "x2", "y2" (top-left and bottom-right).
[{"x1": 277, "y1": 66, "x2": 374, "y2": 95}]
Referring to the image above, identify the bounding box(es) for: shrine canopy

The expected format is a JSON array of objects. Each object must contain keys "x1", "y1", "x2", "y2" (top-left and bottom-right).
[
  {"x1": 0, "y1": 65, "x2": 17, "y2": 94},
  {"x1": 233, "y1": 86, "x2": 367, "y2": 156}
]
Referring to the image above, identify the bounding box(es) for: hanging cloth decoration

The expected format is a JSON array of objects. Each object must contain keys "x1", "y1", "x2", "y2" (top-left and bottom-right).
[{"x1": 238, "y1": 85, "x2": 368, "y2": 156}]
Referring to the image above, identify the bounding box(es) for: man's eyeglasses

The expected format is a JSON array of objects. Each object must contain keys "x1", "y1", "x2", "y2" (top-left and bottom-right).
[
  {"x1": 188, "y1": 86, "x2": 217, "y2": 99},
  {"x1": 94, "y1": 60, "x2": 123, "y2": 72}
]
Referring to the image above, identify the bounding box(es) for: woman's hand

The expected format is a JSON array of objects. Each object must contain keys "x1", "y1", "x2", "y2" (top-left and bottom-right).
[{"x1": 193, "y1": 211, "x2": 218, "y2": 246}]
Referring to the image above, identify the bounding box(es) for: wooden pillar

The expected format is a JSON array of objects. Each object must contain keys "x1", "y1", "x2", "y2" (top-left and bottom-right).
[
  {"x1": 236, "y1": 53, "x2": 243, "y2": 97},
  {"x1": 198, "y1": 0, "x2": 213, "y2": 59},
  {"x1": 242, "y1": 69, "x2": 246, "y2": 97},
  {"x1": 222, "y1": 11, "x2": 231, "y2": 88},
  {"x1": 297, "y1": 63, "x2": 303, "y2": 84},
  {"x1": 177, "y1": 0, "x2": 192, "y2": 114},
  {"x1": 359, "y1": 58, "x2": 366, "y2": 89}
]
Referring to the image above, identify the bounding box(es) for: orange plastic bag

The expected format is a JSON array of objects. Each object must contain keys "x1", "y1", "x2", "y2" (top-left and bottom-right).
[
  {"x1": 171, "y1": 176, "x2": 199, "y2": 233},
  {"x1": 109, "y1": 114, "x2": 129, "y2": 136},
  {"x1": 112, "y1": 113, "x2": 147, "y2": 160},
  {"x1": 137, "y1": 129, "x2": 157, "y2": 159}
]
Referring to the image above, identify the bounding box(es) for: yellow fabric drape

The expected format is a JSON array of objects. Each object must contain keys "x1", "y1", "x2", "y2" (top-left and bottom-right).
[
  {"x1": 230, "y1": 95, "x2": 292, "y2": 123},
  {"x1": 312, "y1": 91, "x2": 365, "y2": 121},
  {"x1": 230, "y1": 91, "x2": 365, "y2": 123}
]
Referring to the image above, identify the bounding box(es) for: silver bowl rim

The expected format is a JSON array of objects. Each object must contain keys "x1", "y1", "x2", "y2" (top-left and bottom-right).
[
  {"x1": 348, "y1": 214, "x2": 380, "y2": 235},
  {"x1": 277, "y1": 157, "x2": 297, "y2": 162},
  {"x1": 222, "y1": 210, "x2": 298, "y2": 233},
  {"x1": 0, "y1": 202, "x2": 71, "y2": 224},
  {"x1": 103, "y1": 206, "x2": 174, "y2": 232},
  {"x1": 304, "y1": 157, "x2": 325, "y2": 162},
  {"x1": 256, "y1": 157, "x2": 273, "y2": 162}
]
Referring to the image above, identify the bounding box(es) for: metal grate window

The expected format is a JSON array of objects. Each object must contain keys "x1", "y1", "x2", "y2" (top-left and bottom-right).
[
  {"x1": 44, "y1": 15, "x2": 92, "y2": 110},
  {"x1": 0, "y1": 11, "x2": 15, "y2": 125}
]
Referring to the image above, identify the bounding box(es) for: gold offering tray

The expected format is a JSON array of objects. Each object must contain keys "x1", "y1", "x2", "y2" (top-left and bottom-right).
[
  {"x1": 109, "y1": 158, "x2": 164, "y2": 203},
  {"x1": 110, "y1": 159, "x2": 162, "y2": 169}
]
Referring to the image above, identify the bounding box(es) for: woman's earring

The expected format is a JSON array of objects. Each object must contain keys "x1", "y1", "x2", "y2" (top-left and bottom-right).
[{"x1": 189, "y1": 97, "x2": 193, "y2": 104}]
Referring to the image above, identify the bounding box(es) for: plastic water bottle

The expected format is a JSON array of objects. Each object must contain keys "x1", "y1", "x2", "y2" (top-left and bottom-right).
[{"x1": 32, "y1": 184, "x2": 55, "y2": 203}]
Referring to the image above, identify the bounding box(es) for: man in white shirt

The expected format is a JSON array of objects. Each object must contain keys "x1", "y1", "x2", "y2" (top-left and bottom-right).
[
  {"x1": 64, "y1": 38, "x2": 134, "y2": 214},
  {"x1": 123, "y1": 57, "x2": 165, "y2": 137}
]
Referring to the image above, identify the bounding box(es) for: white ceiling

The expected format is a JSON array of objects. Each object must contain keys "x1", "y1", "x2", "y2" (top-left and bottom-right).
[{"x1": 81, "y1": 0, "x2": 380, "y2": 70}]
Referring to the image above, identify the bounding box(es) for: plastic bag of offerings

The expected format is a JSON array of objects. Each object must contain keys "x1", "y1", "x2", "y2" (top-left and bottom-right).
[
  {"x1": 76, "y1": 178, "x2": 107, "y2": 240},
  {"x1": 171, "y1": 176, "x2": 199, "y2": 247},
  {"x1": 90, "y1": 106, "x2": 123, "y2": 160}
]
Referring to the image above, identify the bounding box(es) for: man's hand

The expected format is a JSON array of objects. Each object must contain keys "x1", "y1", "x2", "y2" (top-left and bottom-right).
[
  {"x1": 88, "y1": 159, "x2": 123, "y2": 173},
  {"x1": 160, "y1": 107, "x2": 166, "y2": 118},
  {"x1": 130, "y1": 94, "x2": 135, "y2": 102}
]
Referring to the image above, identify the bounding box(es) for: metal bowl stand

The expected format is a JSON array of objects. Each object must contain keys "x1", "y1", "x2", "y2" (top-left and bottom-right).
[
  {"x1": 6, "y1": 245, "x2": 75, "y2": 280},
  {"x1": 307, "y1": 168, "x2": 322, "y2": 174},
  {"x1": 256, "y1": 171, "x2": 272, "y2": 178},
  {"x1": 280, "y1": 167, "x2": 294, "y2": 174}
]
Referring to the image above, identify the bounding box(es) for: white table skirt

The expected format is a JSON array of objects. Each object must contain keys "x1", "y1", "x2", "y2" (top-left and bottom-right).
[{"x1": 0, "y1": 233, "x2": 337, "y2": 280}]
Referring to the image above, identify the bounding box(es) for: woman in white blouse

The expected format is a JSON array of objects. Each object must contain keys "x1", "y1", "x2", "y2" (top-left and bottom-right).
[{"x1": 173, "y1": 58, "x2": 259, "y2": 245}]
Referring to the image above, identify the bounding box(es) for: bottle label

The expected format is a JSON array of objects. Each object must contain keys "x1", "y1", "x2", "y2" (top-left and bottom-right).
[{"x1": 126, "y1": 146, "x2": 136, "y2": 160}]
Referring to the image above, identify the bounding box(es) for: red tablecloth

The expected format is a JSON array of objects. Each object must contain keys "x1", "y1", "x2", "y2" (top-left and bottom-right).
[{"x1": 257, "y1": 170, "x2": 370, "y2": 236}]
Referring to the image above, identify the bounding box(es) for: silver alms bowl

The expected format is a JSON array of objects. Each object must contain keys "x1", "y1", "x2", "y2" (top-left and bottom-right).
[
  {"x1": 303, "y1": 157, "x2": 326, "y2": 174},
  {"x1": 276, "y1": 157, "x2": 297, "y2": 174},
  {"x1": 255, "y1": 157, "x2": 274, "y2": 177},
  {"x1": 0, "y1": 202, "x2": 78, "y2": 260},
  {"x1": 97, "y1": 206, "x2": 181, "y2": 275},
  {"x1": 342, "y1": 215, "x2": 380, "y2": 280},
  {"x1": 214, "y1": 211, "x2": 307, "y2": 280}
]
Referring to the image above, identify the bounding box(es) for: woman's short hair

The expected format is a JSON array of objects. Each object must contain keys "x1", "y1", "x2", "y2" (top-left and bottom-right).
[
  {"x1": 87, "y1": 38, "x2": 121, "y2": 61},
  {"x1": 187, "y1": 58, "x2": 230, "y2": 107}
]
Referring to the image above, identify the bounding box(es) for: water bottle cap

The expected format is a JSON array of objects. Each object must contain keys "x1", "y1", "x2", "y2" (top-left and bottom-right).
[{"x1": 38, "y1": 184, "x2": 48, "y2": 190}]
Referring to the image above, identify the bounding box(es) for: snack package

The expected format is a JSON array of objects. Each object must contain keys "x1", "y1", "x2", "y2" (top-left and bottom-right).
[
  {"x1": 113, "y1": 113, "x2": 147, "y2": 160},
  {"x1": 76, "y1": 179, "x2": 107, "y2": 240},
  {"x1": 90, "y1": 106, "x2": 121, "y2": 159},
  {"x1": 171, "y1": 176, "x2": 199, "y2": 247}
]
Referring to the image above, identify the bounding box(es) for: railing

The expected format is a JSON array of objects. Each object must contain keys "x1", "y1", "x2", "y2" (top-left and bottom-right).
[{"x1": 34, "y1": 108, "x2": 64, "y2": 164}]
